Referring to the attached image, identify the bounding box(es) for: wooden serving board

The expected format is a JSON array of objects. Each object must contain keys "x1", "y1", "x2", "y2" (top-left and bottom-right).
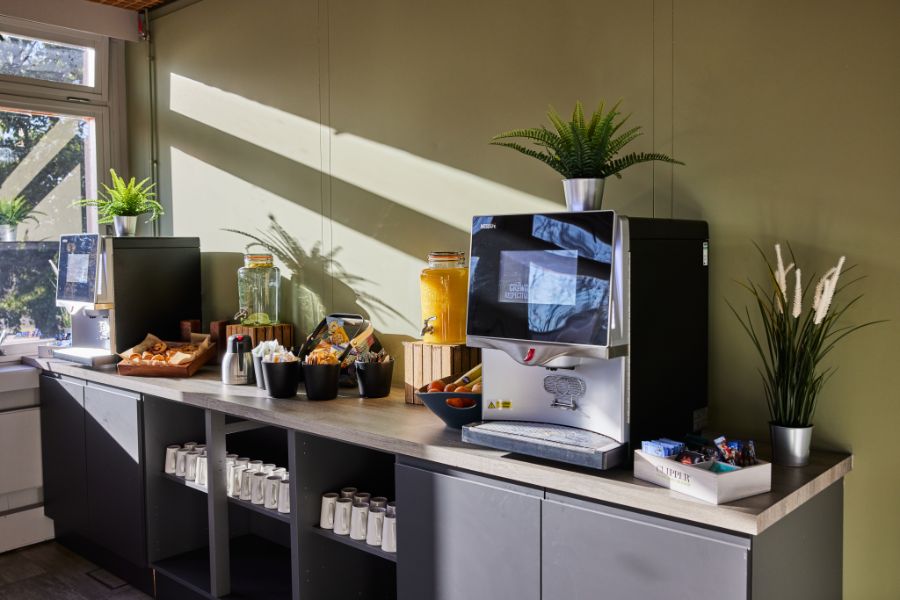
[
  {"x1": 116, "y1": 342, "x2": 216, "y2": 378},
  {"x1": 225, "y1": 323, "x2": 294, "y2": 349},
  {"x1": 402, "y1": 342, "x2": 480, "y2": 405}
]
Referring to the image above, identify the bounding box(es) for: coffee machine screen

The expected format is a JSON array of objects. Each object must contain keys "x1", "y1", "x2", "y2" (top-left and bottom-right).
[
  {"x1": 57, "y1": 234, "x2": 101, "y2": 305},
  {"x1": 468, "y1": 211, "x2": 615, "y2": 347}
]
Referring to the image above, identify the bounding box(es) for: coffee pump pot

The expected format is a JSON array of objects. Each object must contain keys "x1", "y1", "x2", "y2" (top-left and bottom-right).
[{"x1": 222, "y1": 334, "x2": 253, "y2": 385}]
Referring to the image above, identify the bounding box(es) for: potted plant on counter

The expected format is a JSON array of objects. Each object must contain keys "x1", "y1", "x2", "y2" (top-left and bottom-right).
[
  {"x1": 74, "y1": 169, "x2": 163, "y2": 237},
  {"x1": 0, "y1": 195, "x2": 43, "y2": 242},
  {"x1": 729, "y1": 243, "x2": 883, "y2": 466},
  {"x1": 490, "y1": 100, "x2": 683, "y2": 211}
]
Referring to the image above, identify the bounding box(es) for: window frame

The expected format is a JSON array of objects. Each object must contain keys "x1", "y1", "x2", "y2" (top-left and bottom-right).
[
  {"x1": 0, "y1": 92, "x2": 111, "y2": 232},
  {"x1": 0, "y1": 15, "x2": 109, "y2": 105}
]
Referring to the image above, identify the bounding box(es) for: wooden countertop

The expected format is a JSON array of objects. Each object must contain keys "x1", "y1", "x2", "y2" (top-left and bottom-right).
[{"x1": 26, "y1": 357, "x2": 851, "y2": 536}]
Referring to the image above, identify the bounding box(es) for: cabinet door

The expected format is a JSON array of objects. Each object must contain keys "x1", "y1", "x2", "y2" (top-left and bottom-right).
[
  {"x1": 542, "y1": 493, "x2": 751, "y2": 599},
  {"x1": 396, "y1": 463, "x2": 541, "y2": 600},
  {"x1": 84, "y1": 383, "x2": 146, "y2": 566},
  {"x1": 39, "y1": 375, "x2": 87, "y2": 536}
]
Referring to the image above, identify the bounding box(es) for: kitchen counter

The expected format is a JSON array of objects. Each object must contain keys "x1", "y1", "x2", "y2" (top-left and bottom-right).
[{"x1": 25, "y1": 356, "x2": 851, "y2": 536}]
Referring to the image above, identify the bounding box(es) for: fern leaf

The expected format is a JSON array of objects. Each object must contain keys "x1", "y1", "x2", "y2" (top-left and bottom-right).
[{"x1": 491, "y1": 141, "x2": 564, "y2": 174}]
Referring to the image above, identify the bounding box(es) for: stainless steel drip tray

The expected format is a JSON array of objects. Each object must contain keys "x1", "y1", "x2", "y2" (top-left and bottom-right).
[
  {"x1": 51, "y1": 347, "x2": 118, "y2": 367},
  {"x1": 461, "y1": 421, "x2": 626, "y2": 470}
]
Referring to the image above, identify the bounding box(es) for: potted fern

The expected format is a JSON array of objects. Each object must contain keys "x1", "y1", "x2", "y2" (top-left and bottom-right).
[
  {"x1": 491, "y1": 100, "x2": 683, "y2": 211},
  {"x1": 0, "y1": 195, "x2": 43, "y2": 242},
  {"x1": 730, "y1": 244, "x2": 882, "y2": 466},
  {"x1": 74, "y1": 169, "x2": 163, "y2": 237}
]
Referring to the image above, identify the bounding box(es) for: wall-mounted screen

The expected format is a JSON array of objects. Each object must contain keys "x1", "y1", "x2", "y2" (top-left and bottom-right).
[
  {"x1": 56, "y1": 234, "x2": 100, "y2": 304},
  {"x1": 468, "y1": 212, "x2": 615, "y2": 347}
]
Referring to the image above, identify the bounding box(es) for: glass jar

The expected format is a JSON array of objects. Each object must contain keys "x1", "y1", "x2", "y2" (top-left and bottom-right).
[
  {"x1": 419, "y1": 251, "x2": 468, "y2": 344},
  {"x1": 237, "y1": 254, "x2": 280, "y2": 326}
]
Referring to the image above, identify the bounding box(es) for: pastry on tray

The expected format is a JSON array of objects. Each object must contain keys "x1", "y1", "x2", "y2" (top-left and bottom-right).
[{"x1": 118, "y1": 333, "x2": 211, "y2": 368}]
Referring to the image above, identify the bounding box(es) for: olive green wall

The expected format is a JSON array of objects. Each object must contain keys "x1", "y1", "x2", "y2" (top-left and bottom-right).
[{"x1": 126, "y1": 1, "x2": 899, "y2": 596}]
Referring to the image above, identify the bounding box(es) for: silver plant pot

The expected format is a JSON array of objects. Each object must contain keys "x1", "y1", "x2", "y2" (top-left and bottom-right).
[
  {"x1": 113, "y1": 215, "x2": 138, "y2": 237},
  {"x1": 770, "y1": 423, "x2": 813, "y2": 467},
  {"x1": 0, "y1": 224, "x2": 16, "y2": 242},
  {"x1": 562, "y1": 178, "x2": 605, "y2": 212}
]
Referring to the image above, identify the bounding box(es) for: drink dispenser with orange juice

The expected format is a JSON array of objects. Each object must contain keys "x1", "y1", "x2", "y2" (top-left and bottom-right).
[{"x1": 419, "y1": 251, "x2": 468, "y2": 344}]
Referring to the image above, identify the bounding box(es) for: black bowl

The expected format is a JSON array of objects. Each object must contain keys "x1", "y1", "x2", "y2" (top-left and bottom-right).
[
  {"x1": 303, "y1": 363, "x2": 341, "y2": 400},
  {"x1": 416, "y1": 376, "x2": 482, "y2": 429},
  {"x1": 356, "y1": 361, "x2": 394, "y2": 398},
  {"x1": 262, "y1": 361, "x2": 300, "y2": 399}
]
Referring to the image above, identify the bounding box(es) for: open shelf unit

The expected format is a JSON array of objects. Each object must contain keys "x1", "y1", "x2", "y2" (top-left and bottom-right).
[
  {"x1": 146, "y1": 404, "x2": 399, "y2": 599},
  {"x1": 293, "y1": 431, "x2": 398, "y2": 599}
]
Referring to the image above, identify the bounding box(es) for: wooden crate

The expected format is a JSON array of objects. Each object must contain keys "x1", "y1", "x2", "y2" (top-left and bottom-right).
[
  {"x1": 402, "y1": 342, "x2": 480, "y2": 405},
  {"x1": 225, "y1": 323, "x2": 294, "y2": 349}
]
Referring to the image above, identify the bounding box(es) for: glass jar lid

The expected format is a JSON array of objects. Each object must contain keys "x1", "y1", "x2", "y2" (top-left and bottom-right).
[
  {"x1": 427, "y1": 251, "x2": 465, "y2": 267},
  {"x1": 244, "y1": 253, "x2": 274, "y2": 268}
]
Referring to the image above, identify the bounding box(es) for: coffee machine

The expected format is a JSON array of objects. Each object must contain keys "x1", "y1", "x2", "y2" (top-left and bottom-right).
[
  {"x1": 53, "y1": 234, "x2": 201, "y2": 366},
  {"x1": 461, "y1": 210, "x2": 708, "y2": 469}
]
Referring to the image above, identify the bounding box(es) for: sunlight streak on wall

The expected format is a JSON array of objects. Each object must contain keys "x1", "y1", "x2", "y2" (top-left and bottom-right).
[{"x1": 169, "y1": 73, "x2": 558, "y2": 232}]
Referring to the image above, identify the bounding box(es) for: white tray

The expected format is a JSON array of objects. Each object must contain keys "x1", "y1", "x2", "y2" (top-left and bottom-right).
[{"x1": 633, "y1": 450, "x2": 772, "y2": 504}]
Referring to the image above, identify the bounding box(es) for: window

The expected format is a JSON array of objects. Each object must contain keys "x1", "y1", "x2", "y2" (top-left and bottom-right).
[
  {"x1": 0, "y1": 17, "x2": 116, "y2": 343},
  {"x1": 0, "y1": 32, "x2": 96, "y2": 87},
  {"x1": 0, "y1": 17, "x2": 107, "y2": 102}
]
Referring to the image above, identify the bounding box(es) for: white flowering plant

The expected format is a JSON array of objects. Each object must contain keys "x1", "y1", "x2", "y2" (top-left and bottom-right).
[{"x1": 729, "y1": 243, "x2": 882, "y2": 427}]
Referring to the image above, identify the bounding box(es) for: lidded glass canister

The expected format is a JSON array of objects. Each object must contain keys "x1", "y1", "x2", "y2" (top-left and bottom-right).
[
  {"x1": 237, "y1": 254, "x2": 280, "y2": 326},
  {"x1": 419, "y1": 251, "x2": 468, "y2": 344}
]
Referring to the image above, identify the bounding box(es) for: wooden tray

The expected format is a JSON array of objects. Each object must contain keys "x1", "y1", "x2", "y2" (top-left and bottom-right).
[{"x1": 116, "y1": 342, "x2": 216, "y2": 378}]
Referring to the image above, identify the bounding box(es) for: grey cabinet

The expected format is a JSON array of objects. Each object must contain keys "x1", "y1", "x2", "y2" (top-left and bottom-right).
[
  {"x1": 40, "y1": 374, "x2": 150, "y2": 591},
  {"x1": 39, "y1": 375, "x2": 88, "y2": 536},
  {"x1": 396, "y1": 462, "x2": 542, "y2": 600},
  {"x1": 541, "y1": 493, "x2": 751, "y2": 599},
  {"x1": 84, "y1": 383, "x2": 146, "y2": 566}
]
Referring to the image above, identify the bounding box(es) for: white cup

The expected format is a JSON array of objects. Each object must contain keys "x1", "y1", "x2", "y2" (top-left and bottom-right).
[
  {"x1": 386, "y1": 501, "x2": 397, "y2": 518},
  {"x1": 319, "y1": 493, "x2": 338, "y2": 529},
  {"x1": 381, "y1": 515, "x2": 397, "y2": 553},
  {"x1": 175, "y1": 448, "x2": 189, "y2": 477},
  {"x1": 262, "y1": 463, "x2": 276, "y2": 475},
  {"x1": 350, "y1": 502, "x2": 369, "y2": 541},
  {"x1": 183, "y1": 441, "x2": 199, "y2": 451},
  {"x1": 195, "y1": 444, "x2": 207, "y2": 455},
  {"x1": 164, "y1": 445, "x2": 180, "y2": 474},
  {"x1": 230, "y1": 466, "x2": 246, "y2": 497},
  {"x1": 366, "y1": 507, "x2": 385, "y2": 546},
  {"x1": 236, "y1": 456, "x2": 250, "y2": 467},
  {"x1": 353, "y1": 492, "x2": 371, "y2": 506},
  {"x1": 251, "y1": 471, "x2": 267, "y2": 504},
  {"x1": 272, "y1": 467, "x2": 287, "y2": 479},
  {"x1": 333, "y1": 498, "x2": 352, "y2": 535},
  {"x1": 196, "y1": 455, "x2": 208, "y2": 487},
  {"x1": 240, "y1": 469, "x2": 254, "y2": 500},
  {"x1": 265, "y1": 476, "x2": 281, "y2": 509},
  {"x1": 185, "y1": 451, "x2": 200, "y2": 482},
  {"x1": 370, "y1": 496, "x2": 388, "y2": 509},
  {"x1": 248, "y1": 460, "x2": 263, "y2": 473},
  {"x1": 277, "y1": 479, "x2": 291, "y2": 514},
  {"x1": 340, "y1": 486, "x2": 357, "y2": 499}
]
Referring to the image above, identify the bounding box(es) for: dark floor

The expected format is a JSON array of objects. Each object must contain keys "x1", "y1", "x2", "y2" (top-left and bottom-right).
[{"x1": 0, "y1": 542, "x2": 150, "y2": 600}]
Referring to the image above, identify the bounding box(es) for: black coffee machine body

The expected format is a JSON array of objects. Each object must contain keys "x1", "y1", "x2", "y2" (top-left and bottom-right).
[{"x1": 54, "y1": 234, "x2": 201, "y2": 366}]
